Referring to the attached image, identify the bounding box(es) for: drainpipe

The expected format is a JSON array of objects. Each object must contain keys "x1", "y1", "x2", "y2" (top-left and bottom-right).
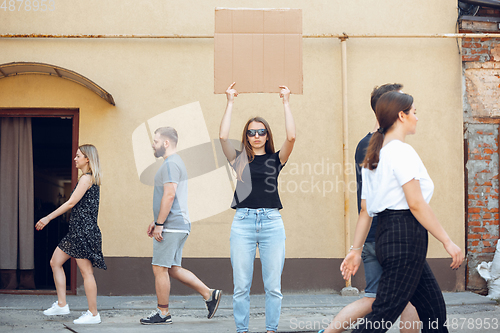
[{"x1": 340, "y1": 34, "x2": 357, "y2": 293}]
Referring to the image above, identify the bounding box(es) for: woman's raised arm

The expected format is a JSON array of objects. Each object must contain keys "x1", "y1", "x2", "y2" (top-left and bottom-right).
[
  {"x1": 219, "y1": 82, "x2": 238, "y2": 163},
  {"x1": 278, "y1": 86, "x2": 296, "y2": 165}
]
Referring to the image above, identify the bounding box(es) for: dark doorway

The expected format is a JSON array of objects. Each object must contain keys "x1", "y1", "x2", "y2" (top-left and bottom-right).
[
  {"x1": 32, "y1": 117, "x2": 73, "y2": 290},
  {"x1": 0, "y1": 109, "x2": 79, "y2": 294}
]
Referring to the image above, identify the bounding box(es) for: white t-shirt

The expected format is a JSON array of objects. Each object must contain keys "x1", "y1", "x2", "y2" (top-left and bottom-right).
[{"x1": 361, "y1": 140, "x2": 434, "y2": 217}]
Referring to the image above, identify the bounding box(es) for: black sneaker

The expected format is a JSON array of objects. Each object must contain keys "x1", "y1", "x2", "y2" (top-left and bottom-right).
[
  {"x1": 140, "y1": 309, "x2": 172, "y2": 325},
  {"x1": 205, "y1": 289, "x2": 222, "y2": 319}
]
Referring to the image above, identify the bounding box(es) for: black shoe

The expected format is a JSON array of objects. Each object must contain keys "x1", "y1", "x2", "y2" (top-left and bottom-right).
[
  {"x1": 140, "y1": 309, "x2": 172, "y2": 325},
  {"x1": 205, "y1": 289, "x2": 222, "y2": 319}
]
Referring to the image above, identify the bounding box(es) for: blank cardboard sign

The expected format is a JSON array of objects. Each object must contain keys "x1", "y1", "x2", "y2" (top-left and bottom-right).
[{"x1": 214, "y1": 8, "x2": 303, "y2": 94}]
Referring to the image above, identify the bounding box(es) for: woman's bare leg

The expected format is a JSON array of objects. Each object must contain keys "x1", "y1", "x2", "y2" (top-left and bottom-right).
[
  {"x1": 76, "y1": 258, "x2": 98, "y2": 315},
  {"x1": 50, "y1": 247, "x2": 71, "y2": 306}
]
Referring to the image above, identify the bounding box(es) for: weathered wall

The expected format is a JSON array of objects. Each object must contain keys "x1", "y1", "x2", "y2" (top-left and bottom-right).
[
  {"x1": 463, "y1": 38, "x2": 500, "y2": 118},
  {"x1": 463, "y1": 31, "x2": 500, "y2": 292},
  {"x1": 465, "y1": 124, "x2": 499, "y2": 292}
]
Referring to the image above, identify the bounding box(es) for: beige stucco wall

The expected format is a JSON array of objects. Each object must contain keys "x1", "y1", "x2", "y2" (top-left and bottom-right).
[{"x1": 0, "y1": 0, "x2": 464, "y2": 259}]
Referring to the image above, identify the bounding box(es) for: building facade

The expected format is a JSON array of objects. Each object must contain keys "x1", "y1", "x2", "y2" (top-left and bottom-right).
[{"x1": 0, "y1": 0, "x2": 467, "y2": 295}]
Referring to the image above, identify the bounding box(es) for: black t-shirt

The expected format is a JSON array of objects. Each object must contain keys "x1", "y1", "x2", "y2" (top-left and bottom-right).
[
  {"x1": 355, "y1": 132, "x2": 377, "y2": 242},
  {"x1": 231, "y1": 151, "x2": 285, "y2": 209}
]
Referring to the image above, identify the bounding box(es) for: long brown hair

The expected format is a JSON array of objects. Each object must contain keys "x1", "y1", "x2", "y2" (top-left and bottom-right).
[
  {"x1": 362, "y1": 91, "x2": 414, "y2": 170},
  {"x1": 234, "y1": 117, "x2": 275, "y2": 181}
]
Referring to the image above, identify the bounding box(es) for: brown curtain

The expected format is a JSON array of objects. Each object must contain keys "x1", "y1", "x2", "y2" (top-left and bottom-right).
[{"x1": 0, "y1": 117, "x2": 34, "y2": 289}]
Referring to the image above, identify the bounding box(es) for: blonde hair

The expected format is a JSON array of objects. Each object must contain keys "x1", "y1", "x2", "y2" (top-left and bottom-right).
[{"x1": 79, "y1": 144, "x2": 102, "y2": 185}]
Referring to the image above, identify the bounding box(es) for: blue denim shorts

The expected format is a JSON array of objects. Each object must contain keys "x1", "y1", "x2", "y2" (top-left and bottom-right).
[{"x1": 361, "y1": 242, "x2": 383, "y2": 297}]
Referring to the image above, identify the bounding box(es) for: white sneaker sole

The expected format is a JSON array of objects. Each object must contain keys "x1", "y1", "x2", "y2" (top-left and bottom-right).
[
  {"x1": 43, "y1": 309, "x2": 70, "y2": 316},
  {"x1": 73, "y1": 318, "x2": 101, "y2": 324},
  {"x1": 73, "y1": 320, "x2": 101, "y2": 324}
]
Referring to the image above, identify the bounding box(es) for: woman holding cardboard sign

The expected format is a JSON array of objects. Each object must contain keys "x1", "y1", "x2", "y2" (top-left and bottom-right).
[{"x1": 219, "y1": 82, "x2": 296, "y2": 333}]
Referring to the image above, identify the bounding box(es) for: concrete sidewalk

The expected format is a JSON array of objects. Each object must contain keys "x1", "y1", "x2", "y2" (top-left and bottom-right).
[{"x1": 1, "y1": 292, "x2": 498, "y2": 332}]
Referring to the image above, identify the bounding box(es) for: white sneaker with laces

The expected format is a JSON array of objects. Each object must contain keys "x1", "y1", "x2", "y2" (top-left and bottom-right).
[
  {"x1": 43, "y1": 301, "x2": 70, "y2": 316},
  {"x1": 73, "y1": 310, "x2": 101, "y2": 324}
]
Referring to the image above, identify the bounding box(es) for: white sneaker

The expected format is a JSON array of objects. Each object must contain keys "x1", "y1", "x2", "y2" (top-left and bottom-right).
[
  {"x1": 73, "y1": 310, "x2": 101, "y2": 324},
  {"x1": 43, "y1": 301, "x2": 70, "y2": 316}
]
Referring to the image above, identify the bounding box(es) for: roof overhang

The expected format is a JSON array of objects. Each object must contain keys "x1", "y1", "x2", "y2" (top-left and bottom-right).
[
  {"x1": 460, "y1": 0, "x2": 500, "y2": 9},
  {"x1": 0, "y1": 62, "x2": 115, "y2": 105}
]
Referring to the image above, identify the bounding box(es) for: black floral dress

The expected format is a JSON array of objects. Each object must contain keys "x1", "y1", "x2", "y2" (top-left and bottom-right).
[{"x1": 58, "y1": 183, "x2": 107, "y2": 270}]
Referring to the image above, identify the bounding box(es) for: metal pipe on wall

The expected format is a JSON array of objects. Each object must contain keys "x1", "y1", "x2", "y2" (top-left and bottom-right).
[
  {"x1": 2, "y1": 33, "x2": 500, "y2": 39},
  {"x1": 340, "y1": 36, "x2": 351, "y2": 288}
]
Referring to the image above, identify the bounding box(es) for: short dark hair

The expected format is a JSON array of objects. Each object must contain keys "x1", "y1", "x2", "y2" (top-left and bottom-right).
[
  {"x1": 155, "y1": 127, "x2": 178, "y2": 146},
  {"x1": 370, "y1": 83, "x2": 403, "y2": 113}
]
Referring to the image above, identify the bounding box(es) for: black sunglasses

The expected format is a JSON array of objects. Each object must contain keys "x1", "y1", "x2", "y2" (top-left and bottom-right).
[{"x1": 247, "y1": 129, "x2": 267, "y2": 137}]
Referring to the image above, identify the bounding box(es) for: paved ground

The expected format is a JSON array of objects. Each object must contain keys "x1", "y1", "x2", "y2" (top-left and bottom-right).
[{"x1": 0, "y1": 292, "x2": 499, "y2": 332}]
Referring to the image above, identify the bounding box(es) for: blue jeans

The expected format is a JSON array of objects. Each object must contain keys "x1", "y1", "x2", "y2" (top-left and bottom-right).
[
  {"x1": 361, "y1": 242, "x2": 383, "y2": 298},
  {"x1": 230, "y1": 208, "x2": 286, "y2": 333}
]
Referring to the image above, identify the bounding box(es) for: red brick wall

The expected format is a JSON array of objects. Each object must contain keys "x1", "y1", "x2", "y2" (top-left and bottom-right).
[
  {"x1": 466, "y1": 125, "x2": 500, "y2": 292},
  {"x1": 462, "y1": 26, "x2": 500, "y2": 291},
  {"x1": 462, "y1": 37, "x2": 500, "y2": 62}
]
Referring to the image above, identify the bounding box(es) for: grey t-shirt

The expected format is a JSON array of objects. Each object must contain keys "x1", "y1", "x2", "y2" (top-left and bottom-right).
[{"x1": 153, "y1": 154, "x2": 191, "y2": 232}]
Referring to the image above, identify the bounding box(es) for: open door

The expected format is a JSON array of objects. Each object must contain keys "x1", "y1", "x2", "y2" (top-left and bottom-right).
[{"x1": 0, "y1": 109, "x2": 79, "y2": 295}]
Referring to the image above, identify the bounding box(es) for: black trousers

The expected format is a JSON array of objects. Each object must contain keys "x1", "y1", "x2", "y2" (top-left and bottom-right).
[{"x1": 352, "y1": 209, "x2": 448, "y2": 333}]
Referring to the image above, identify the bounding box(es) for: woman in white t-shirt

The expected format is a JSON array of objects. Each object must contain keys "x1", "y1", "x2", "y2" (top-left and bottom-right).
[{"x1": 340, "y1": 91, "x2": 463, "y2": 333}]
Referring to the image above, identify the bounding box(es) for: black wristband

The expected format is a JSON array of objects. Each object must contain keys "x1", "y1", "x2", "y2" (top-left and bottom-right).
[{"x1": 155, "y1": 222, "x2": 164, "y2": 226}]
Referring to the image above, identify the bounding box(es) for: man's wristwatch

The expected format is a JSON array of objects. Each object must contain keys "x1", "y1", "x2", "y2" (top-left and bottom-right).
[{"x1": 155, "y1": 222, "x2": 164, "y2": 226}]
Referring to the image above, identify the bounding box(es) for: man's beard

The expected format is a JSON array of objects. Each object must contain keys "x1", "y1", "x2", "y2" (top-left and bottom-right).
[{"x1": 154, "y1": 145, "x2": 165, "y2": 158}]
